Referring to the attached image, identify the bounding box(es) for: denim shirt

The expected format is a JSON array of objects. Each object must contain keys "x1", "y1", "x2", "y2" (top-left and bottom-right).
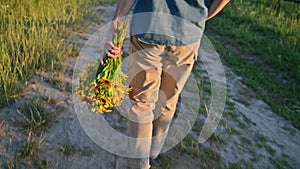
[
  {"x1": 205, "y1": 0, "x2": 212, "y2": 8},
  {"x1": 130, "y1": 0, "x2": 208, "y2": 46}
]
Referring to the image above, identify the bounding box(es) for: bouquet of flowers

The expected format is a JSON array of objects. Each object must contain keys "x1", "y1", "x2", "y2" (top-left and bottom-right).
[{"x1": 76, "y1": 22, "x2": 131, "y2": 113}]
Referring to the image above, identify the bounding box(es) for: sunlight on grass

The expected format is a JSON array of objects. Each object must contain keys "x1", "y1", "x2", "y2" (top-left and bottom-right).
[
  {"x1": 0, "y1": 0, "x2": 112, "y2": 107},
  {"x1": 206, "y1": 0, "x2": 300, "y2": 128}
]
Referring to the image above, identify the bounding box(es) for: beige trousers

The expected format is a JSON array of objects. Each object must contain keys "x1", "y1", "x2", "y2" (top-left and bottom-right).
[{"x1": 128, "y1": 37, "x2": 200, "y2": 169}]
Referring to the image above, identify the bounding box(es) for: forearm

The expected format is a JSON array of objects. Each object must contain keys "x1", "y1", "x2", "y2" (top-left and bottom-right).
[
  {"x1": 105, "y1": 0, "x2": 135, "y2": 58},
  {"x1": 206, "y1": 0, "x2": 230, "y2": 20},
  {"x1": 114, "y1": 0, "x2": 136, "y2": 22}
]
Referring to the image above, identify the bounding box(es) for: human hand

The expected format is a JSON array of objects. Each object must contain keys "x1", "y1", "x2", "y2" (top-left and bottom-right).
[
  {"x1": 100, "y1": 42, "x2": 122, "y2": 65},
  {"x1": 105, "y1": 41, "x2": 123, "y2": 59}
]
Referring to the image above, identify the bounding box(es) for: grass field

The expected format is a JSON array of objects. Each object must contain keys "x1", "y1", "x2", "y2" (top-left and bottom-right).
[
  {"x1": 0, "y1": 0, "x2": 115, "y2": 107},
  {"x1": 205, "y1": 0, "x2": 300, "y2": 128}
]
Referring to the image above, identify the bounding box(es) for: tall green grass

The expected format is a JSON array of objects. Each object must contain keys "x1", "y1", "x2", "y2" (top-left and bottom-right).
[
  {"x1": 210, "y1": 0, "x2": 299, "y2": 79},
  {"x1": 206, "y1": 0, "x2": 300, "y2": 127},
  {"x1": 0, "y1": 0, "x2": 111, "y2": 106}
]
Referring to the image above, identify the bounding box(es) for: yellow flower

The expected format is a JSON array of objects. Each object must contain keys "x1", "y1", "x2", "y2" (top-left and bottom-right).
[
  {"x1": 75, "y1": 22, "x2": 130, "y2": 114},
  {"x1": 100, "y1": 78, "x2": 112, "y2": 88}
]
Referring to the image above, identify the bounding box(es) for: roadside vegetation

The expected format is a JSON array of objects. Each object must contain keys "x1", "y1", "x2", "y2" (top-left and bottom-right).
[
  {"x1": 0, "y1": 0, "x2": 114, "y2": 168},
  {"x1": 0, "y1": 0, "x2": 115, "y2": 107},
  {"x1": 205, "y1": 0, "x2": 300, "y2": 128}
]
